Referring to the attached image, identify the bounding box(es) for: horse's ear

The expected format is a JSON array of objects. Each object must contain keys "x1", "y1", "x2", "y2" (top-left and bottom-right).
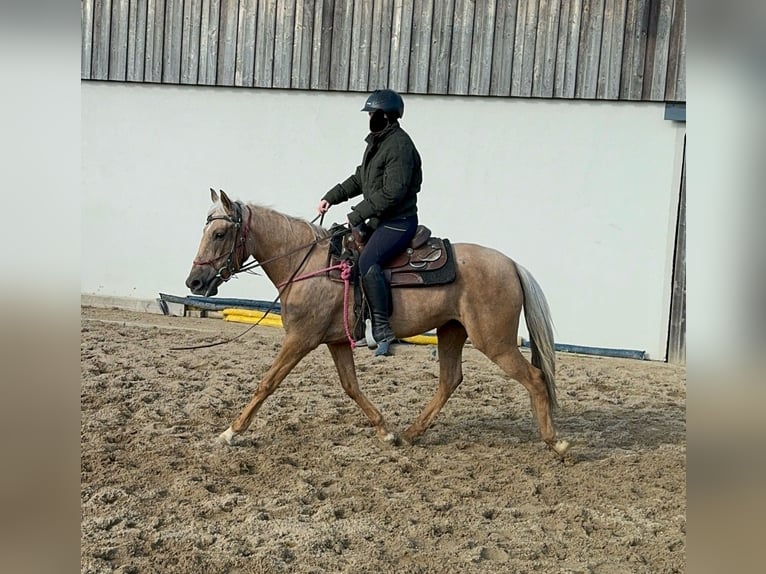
[
  {"x1": 219, "y1": 189, "x2": 233, "y2": 212},
  {"x1": 210, "y1": 188, "x2": 219, "y2": 203}
]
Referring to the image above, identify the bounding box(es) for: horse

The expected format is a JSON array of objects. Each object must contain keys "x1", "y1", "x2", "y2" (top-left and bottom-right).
[{"x1": 185, "y1": 189, "x2": 570, "y2": 457}]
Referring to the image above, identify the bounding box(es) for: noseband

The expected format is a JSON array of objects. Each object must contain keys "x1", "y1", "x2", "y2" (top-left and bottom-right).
[{"x1": 193, "y1": 201, "x2": 251, "y2": 281}]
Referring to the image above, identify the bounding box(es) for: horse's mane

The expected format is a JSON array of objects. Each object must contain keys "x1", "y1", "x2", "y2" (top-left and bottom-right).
[{"x1": 241, "y1": 201, "x2": 331, "y2": 241}]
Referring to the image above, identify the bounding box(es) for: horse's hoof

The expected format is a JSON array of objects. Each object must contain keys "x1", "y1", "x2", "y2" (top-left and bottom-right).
[
  {"x1": 550, "y1": 439, "x2": 571, "y2": 457},
  {"x1": 381, "y1": 432, "x2": 401, "y2": 446},
  {"x1": 218, "y1": 427, "x2": 236, "y2": 446}
]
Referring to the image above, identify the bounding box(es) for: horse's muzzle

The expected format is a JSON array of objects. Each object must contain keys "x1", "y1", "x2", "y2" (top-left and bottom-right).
[{"x1": 185, "y1": 267, "x2": 221, "y2": 297}]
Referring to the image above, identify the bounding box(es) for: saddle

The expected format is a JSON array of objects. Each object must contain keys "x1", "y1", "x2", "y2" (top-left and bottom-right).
[
  {"x1": 327, "y1": 225, "x2": 457, "y2": 287},
  {"x1": 327, "y1": 224, "x2": 457, "y2": 342}
]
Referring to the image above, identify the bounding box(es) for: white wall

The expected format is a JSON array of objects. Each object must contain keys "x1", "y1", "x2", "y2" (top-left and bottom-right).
[{"x1": 82, "y1": 82, "x2": 685, "y2": 359}]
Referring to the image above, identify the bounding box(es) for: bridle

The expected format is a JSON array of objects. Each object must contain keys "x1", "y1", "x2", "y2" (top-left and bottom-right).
[
  {"x1": 173, "y1": 207, "x2": 345, "y2": 351},
  {"x1": 193, "y1": 202, "x2": 337, "y2": 284},
  {"x1": 192, "y1": 201, "x2": 251, "y2": 282}
]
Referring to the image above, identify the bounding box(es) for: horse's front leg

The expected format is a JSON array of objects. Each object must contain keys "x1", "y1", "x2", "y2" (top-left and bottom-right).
[
  {"x1": 327, "y1": 342, "x2": 397, "y2": 444},
  {"x1": 218, "y1": 333, "x2": 314, "y2": 445}
]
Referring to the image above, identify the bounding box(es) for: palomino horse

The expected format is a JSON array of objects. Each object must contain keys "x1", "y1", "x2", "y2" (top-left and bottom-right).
[{"x1": 185, "y1": 190, "x2": 570, "y2": 457}]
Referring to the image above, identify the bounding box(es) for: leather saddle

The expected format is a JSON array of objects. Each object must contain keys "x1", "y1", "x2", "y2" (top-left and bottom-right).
[{"x1": 327, "y1": 225, "x2": 457, "y2": 287}]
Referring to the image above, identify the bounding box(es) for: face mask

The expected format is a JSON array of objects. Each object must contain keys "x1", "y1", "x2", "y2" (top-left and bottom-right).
[{"x1": 369, "y1": 109, "x2": 387, "y2": 133}]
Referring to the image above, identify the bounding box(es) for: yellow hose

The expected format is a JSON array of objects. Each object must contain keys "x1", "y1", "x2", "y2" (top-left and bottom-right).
[
  {"x1": 401, "y1": 334, "x2": 438, "y2": 345},
  {"x1": 222, "y1": 308, "x2": 438, "y2": 345},
  {"x1": 222, "y1": 309, "x2": 283, "y2": 327}
]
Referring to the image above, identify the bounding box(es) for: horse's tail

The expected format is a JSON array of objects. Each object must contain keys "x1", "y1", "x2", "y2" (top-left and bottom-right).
[{"x1": 515, "y1": 263, "x2": 558, "y2": 409}]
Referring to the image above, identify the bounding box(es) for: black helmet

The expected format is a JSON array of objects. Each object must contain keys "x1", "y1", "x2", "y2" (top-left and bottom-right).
[{"x1": 361, "y1": 89, "x2": 404, "y2": 119}]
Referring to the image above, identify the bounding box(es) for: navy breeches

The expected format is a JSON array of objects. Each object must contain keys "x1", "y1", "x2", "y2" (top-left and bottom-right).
[{"x1": 357, "y1": 215, "x2": 419, "y2": 277}]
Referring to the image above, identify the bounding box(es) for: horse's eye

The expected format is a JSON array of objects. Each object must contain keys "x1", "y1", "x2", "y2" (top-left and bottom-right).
[{"x1": 213, "y1": 231, "x2": 226, "y2": 240}]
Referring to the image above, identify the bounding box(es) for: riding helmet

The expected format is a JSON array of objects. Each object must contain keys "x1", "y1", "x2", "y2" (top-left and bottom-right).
[{"x1": 361, "y1": 89, "x2": 405, "y2": 119}]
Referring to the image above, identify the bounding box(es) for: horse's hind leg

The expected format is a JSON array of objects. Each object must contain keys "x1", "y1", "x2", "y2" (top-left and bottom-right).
[
  {"x1": 401, "y1": 321, "x2": 468, "y2": 444},
  {"x1": 327, "y1": 343, "x2": 396, "y2": 444},
  {"x1": 480, "y1": 344, "x2": 568, "y2": 455}
]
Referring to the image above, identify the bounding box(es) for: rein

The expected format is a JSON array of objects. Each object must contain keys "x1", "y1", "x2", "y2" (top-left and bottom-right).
[
  {"x1": 235, "y1": 211, "x2": 328, "y2": 275},
  {"x1": 190, "y1": 203, "x2": 332, "y2": 281}
]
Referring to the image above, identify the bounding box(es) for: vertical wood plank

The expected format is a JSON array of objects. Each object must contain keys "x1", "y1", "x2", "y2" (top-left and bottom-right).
[
  {"x1": 293, "y1": 0, "x2": 315, "y2": 89},
  {"x1": 311, "y1": 0, "x2": 325, "y2": 88},
  {"x1": 428, "y1": 0, "x2": 454, "y2": 94},
  {"x1": 510, "y1": 0, "x2": 525, "y2": 95},
  {"x1": 368, "y1": 0, "x2": 383, "y2": 88},
  {"x1": 312, "y1": 0, "x2": 334, "y2": 90},
  {"x1": 162, "y1": 0, "x2": 184, "y2": 82},
  {"x1": 596, "y1": 0, "x2": 612, "y2": 98},
  {"x1": 292, "y1": 0, "x2": 305, "y2": 87},
  {"x1": 489, "y1": 0, "x2": 517, "y2": 96},
  {"x1": 237, "y1": 0, "x2": 257, "y2": 87},
  {"x1": 408, "y1": 0, "x2": 433, "y2": 93},
  {"x1": 675, "y1": 27, "x2": 685, "y2": 100},
  {"x1": 448, "y1": 0, "x2": 474, "y2": 95},
  {"x1": 641, "y1": 0, "x2": 659, "y2": 99},
  {"x1": 255, "y1": 0, "x2": 276, "y2": 88},
  {"x1": 181, "y1": 0, "x2": 202, "y2": 84},
  {"x1": 664, "y1": 0, "x2": 687, "y2": 101},
  {"x1": 110, "y1": 0, "x2": 129, "y2": 81},
  {"x1": 520, "y1": 0, "x2": 540, "y2": 96},
  {"x1": 620, "y1": 0, "x2": 649, "y2": 100},
  {"x1": 82, "y1": 0, "x2": 95, "y2": 78},
  {"x1": 217, "y1": 0, "x2": 239, "y2": 85},
  {"x1": 530, "y1": 0, "x2": 548, "y2": 96},
  {"x1": 198, "y1": 0, "x2": 220, "y2": 85},
  {"x1": 563, "y1": 0, "x2": 582, "y2": 97},
  {"x1": 329, "y1": 0, "x2": 353, "y2": 90},
  {"x1": 646, "y1": 0, "x2": 673, "y2": 100},
  {"x1": 532, "y1": 0, "x2": 560, "y2": 97},
  {"x1": 469, "y1": 0, "x2": 496, "y2": 95},
  {"x1": 575, "y1": 0, "x2": 604, "y2": 99},
  {"x1": 552, "y1": 0, "x2": 568, "y2": 96},
  {"x1": 389, "y1": 0, "x2": 414, "y2": 92},
  {"x1": 144, "y1": 0, "x2": 157, "y2": 81},
  {"x1": 667, "y1": 136, "x2": 686, "y2": 364},
  {"x1": 127, "y1": 0, "x2": 148, "y2": 81},
  {"x1": 511, "y1": 0, "x2": 538, "y2": 97},
  {"x1": 369, "y1": 0, "x2": 393, "y2": 89},
  {"x1": 620, "y1": 0, "x2": 637, "y2": 97},
  {"x1": 574, "y1": 0, "x2": 592, "y2": 98},
  {"x1": 152, "y1": 0, "x2": 168, "y2": 81},
  {"x1": 553, "y1": 0, "x2": 580, "y2": 97},
  {"x1": 349, "y1": 0, "x2": 373, "y2": 91},
  {"x1": 596, "y1": 0, "x2": 626, "y2": 99},
  {"x1": 538, "y1": 0, "x2": 560, "y2": 97},
  {"x1": 390, "y1": 0, "x2": 403, "y2": 90},
  {"x1": 199, "y1": 0, "x2": 211, "y2": 82},
  {"x1": 274, "y1": 0, "x2": 297, "y2": 88},
  {"x1": 92, "y1": 0, "x2": 112, "y2": 80},
  {"x1": 664, "y1": 0, "x2": 682, "y2": 100},
  {"x1": 609, "y1": 0, "x2": 627, "y2": 97}
]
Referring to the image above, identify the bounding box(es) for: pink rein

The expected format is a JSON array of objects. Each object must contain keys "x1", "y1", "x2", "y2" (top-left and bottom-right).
[{"x1": 278, "y1": 260, "x2": 357, "y2": 349}]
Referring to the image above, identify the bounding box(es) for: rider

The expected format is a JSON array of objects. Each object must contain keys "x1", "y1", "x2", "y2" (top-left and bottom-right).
[{"x1": 317, "y1": 89, "x2": 422, "y2": 356}]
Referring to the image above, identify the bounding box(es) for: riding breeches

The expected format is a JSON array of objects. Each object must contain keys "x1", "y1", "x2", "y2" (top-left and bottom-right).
[{"x1": 357, "y1": 215, "x2": 418, "y2": 277}]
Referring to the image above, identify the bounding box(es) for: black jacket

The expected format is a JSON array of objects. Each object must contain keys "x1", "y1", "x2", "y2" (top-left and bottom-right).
[{"x1": 324, "y1": 121, "x2": 422, "y2": 229}]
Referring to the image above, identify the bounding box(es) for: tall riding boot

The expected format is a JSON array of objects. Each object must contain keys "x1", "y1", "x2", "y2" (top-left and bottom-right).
[{"x1": 362, "y1": 264, "x2": 396, "y2": 356}]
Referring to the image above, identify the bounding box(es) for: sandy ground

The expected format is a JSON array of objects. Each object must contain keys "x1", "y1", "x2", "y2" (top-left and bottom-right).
[{"x1": 81, "y1": 306, "x2": 686, "y2": 573}]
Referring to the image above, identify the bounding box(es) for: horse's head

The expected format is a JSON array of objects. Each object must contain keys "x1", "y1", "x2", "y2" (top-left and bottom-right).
[{"x1": 185, "y1": 188, "x2": 249, "y2": 297}]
